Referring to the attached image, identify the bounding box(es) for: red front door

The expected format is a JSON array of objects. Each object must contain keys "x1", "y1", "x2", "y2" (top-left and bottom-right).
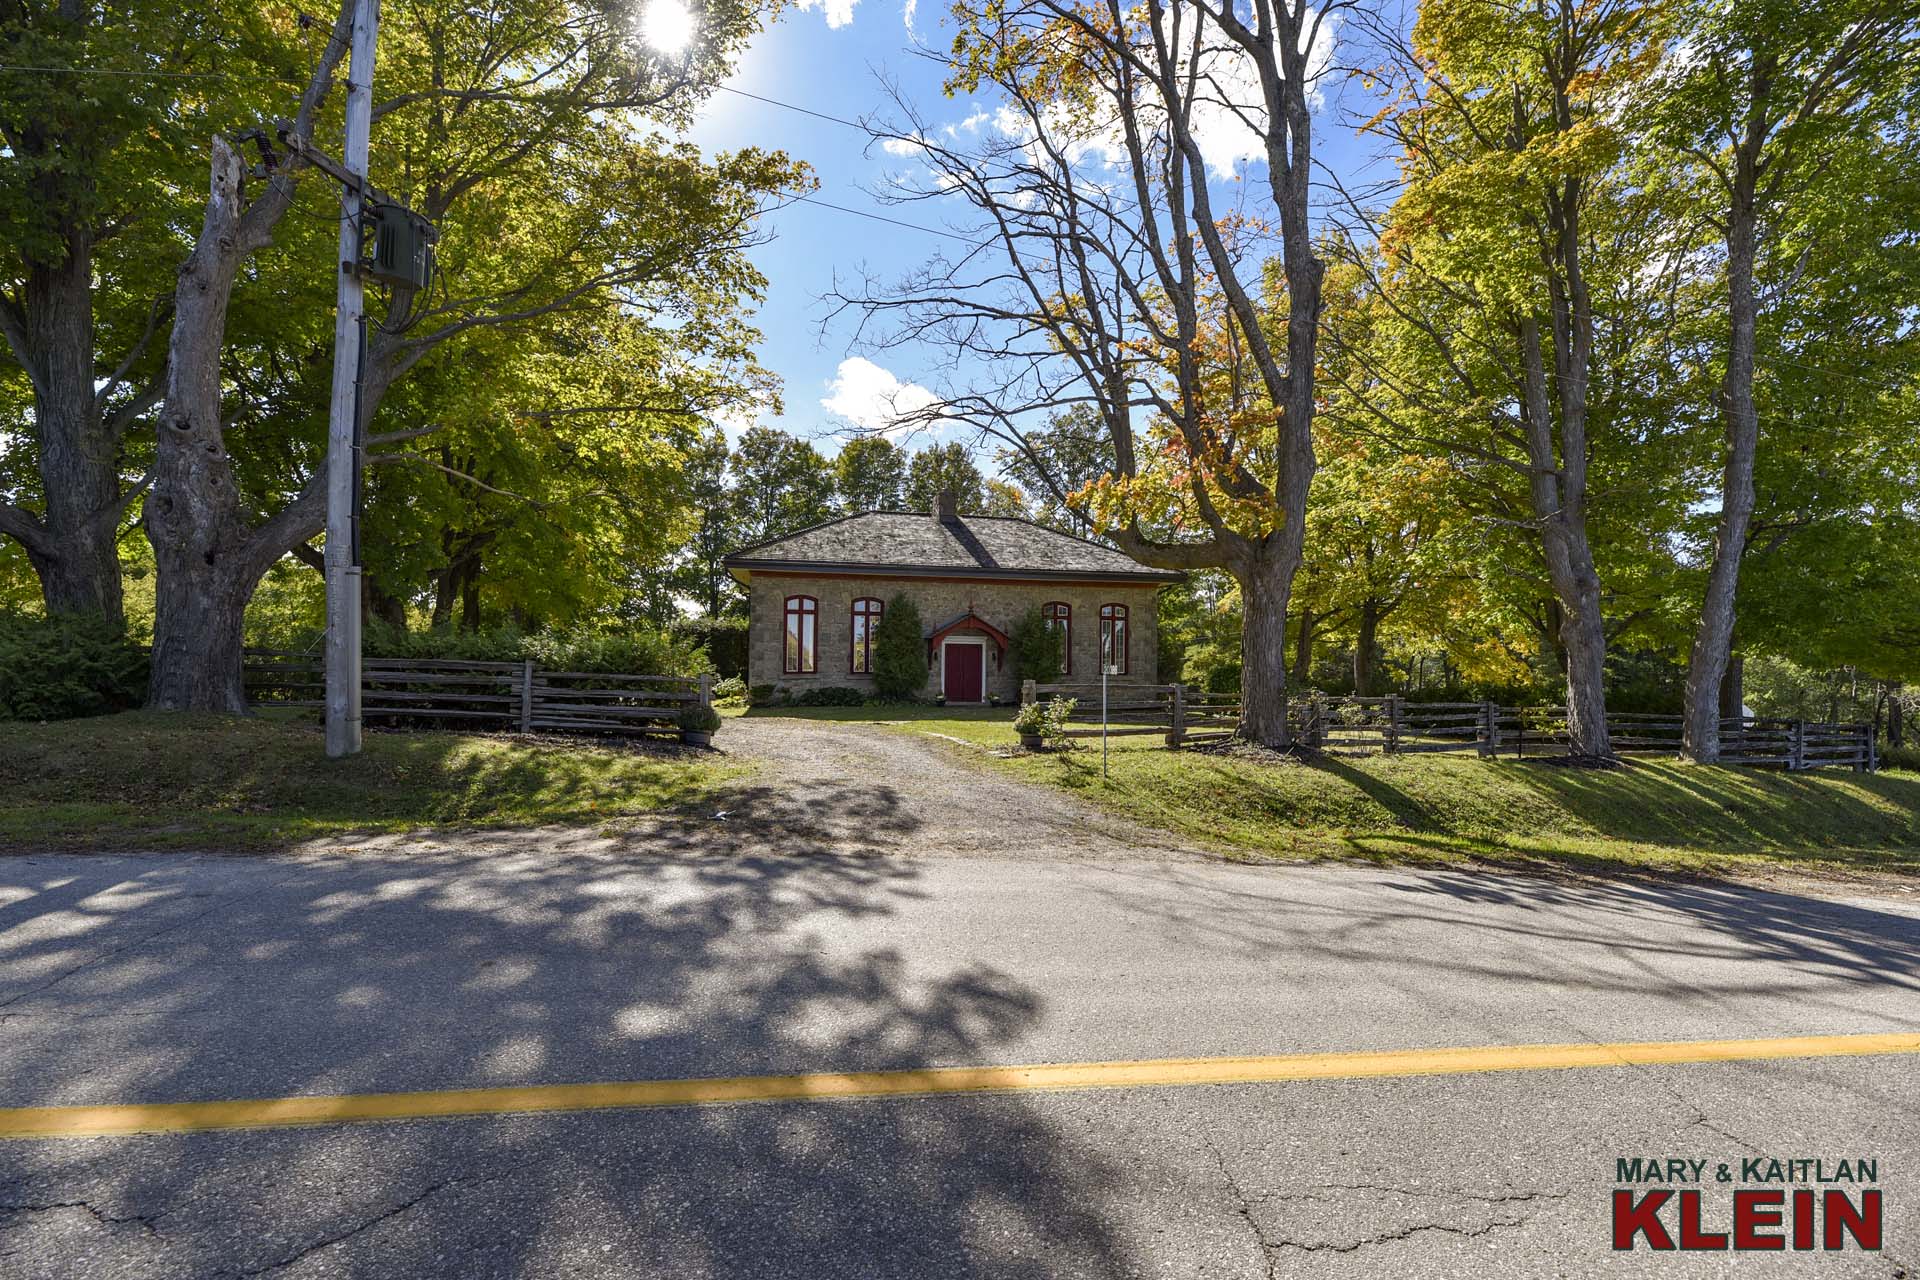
[{"x1": 943, "y1": 643, "x2": 984, "y2": 702}]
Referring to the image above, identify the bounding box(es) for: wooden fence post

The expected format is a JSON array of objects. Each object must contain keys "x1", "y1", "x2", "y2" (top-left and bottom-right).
[
  {"x1": 1384, "y1": 694, "x2": 1401, "y2": 754},
  {"x1": 1788, "y1": 718, "x2": 1806, "y2": 771},
  {"x1": 1477, "y1": 700, "x2": 1497, "y2": 758},
  {"x1": 1166, "y1": 683, "x2": 1186, "y2": 749},
  {"x1": 1863, "y1": 723, "x2": 1876, "y2": 773},
  {"x1": 1309, "y1": 693, "x2": 1325, "y2": 749},
  {"x1": 519, "y1": 660, "x2": 534, "y2": 733},
  {"x1": 699, "y1": 672, "x2": 713, "y2": 709},
  {"x1": 1021, "y1": 678, "x2": 1037, "y2": 707}
]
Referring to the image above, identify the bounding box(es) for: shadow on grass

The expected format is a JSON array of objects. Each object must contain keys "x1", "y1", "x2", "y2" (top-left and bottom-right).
[
  {"x1": 0, "y1": 794, "x2": 1130, "y2": 1276},
  {"x1": 0, "y1": 713, "x2": 743, "y2": 851},
  {"x1": 1017, "y1": 743, "x2": 1920, "y2": 879},
  {"x1": 1301, "y1": 755, "x2": 1436, "y2": 832},
  {"x1": 1502, "y1": 759, "x2": 1920, "y2": 854}
]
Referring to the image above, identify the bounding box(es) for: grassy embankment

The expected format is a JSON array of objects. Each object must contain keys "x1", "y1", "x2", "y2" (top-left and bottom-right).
[
  {"x1": 744, "y1": 705, "x2": 1920, "y2": 880},
  {"x1": 0, "y1": 712, "x2": 744, "y2": 851}
]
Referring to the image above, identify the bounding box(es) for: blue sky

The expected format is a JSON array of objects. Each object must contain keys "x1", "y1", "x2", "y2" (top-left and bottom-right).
[{"x1": 685, "y1": 1, "x2": 1391, "y2": 467}]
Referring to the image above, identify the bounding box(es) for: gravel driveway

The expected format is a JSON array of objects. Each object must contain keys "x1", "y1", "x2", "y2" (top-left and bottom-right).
[
  {"x1": 711, "y1": 715, "x2": 1209, "y2": 862},
  {"x1": 287, "y1": 715, "x2": 1207, "y2": 864}
]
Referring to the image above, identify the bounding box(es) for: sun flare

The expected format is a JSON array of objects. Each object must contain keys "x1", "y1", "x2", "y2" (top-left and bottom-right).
[{"x1": 642, "y1": 0, "x2": 697, "y2": 55}]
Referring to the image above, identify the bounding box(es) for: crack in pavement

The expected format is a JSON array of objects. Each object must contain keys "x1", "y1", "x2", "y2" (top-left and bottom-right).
[
  {"x1": 1196, "y1": 1126, "x2": 1282, "y2": 1280},
  {"x1": 1195, "y1": 1128, "x2": 1562, "y2": 1266},
  {"x1": 0, "y1": 1199, "x2": 162, "y2": 1235},
  {"x1": 221, "y1": 1170, "x2": 508, "y2": 1278},
  {"x1": 1269, "y1": 1211, "x2": 1543, "y2": 1254},
  {"x1": 1261, "y1": 1183, "x2": 1569, "y2": 1207},
  {"x1": 1538, "y1": 1005, "x2": 1768, "y2": 1157}
]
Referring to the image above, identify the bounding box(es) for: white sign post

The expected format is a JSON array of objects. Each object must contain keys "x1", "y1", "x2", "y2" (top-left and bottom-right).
[{"x1": 1101, "y1": 642, "x2": 1120, "y2": 781}]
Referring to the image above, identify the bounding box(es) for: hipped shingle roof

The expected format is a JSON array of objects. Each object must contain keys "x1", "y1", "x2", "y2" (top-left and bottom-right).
[{"x1": 722, "y1": 511, "x2": 1183, "y2": 584}]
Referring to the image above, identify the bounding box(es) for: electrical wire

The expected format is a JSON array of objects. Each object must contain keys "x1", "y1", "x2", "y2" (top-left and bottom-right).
[{"x1": 792, "y1": 194, "x2": 986, "y2": 248}]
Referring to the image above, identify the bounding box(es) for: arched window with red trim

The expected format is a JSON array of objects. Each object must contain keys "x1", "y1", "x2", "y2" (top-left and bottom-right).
[
  {"x1": 784, "y1": 595, "x2": 818, "y2": 674},
  {"x1": 850, "y1": 597, "x2": 884, "y2": 674},
  {"x1": 1099, "y1": 603, "x2": 1130, "y2": 675},
  {"x1": 1043, "y1": 601, "x2": 1072, "y2": 675}
]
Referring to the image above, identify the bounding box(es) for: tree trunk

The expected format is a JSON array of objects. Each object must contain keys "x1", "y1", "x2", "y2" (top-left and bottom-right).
[
  {"x1": 1890, "y1": 683, "x2": 1904, "y2": 749},
  {"x1": 431, "y1": 565, "x2": 457, "y2": 629},
  {"x1": 1682, "y1": 146, "x2": 1763, "y2": 763},
  {"x1": 1290, "y1": 606, "x2": 1316, "y2": 685},
  {"x1": 366, "y1": 579, "x2": 407, "y2": 629},
  {"x1": 1352, "y1": 599, "x2": 1381, "y2": 696},
  {"x1": 1720, "y1": 653, "x2": 1745, "y2": 721},
  {"x1": 1552, "y1": 548, "x2": 1611, "y2": 757},
  {"x1": 1237, "y1": 548, "x2": 1296, "y2": 748},
  {"x1": 1518, "y1": 315, "x2": 1612, "y2": 757},
  {"x1": 460, "y1": 567, "x2": 482, "y2": 631},
  {"x1": 147, "y1": 138, "x2": 325, "y2": 711},
  {"x1": 11, "y1": 230, "x2": 130, "y2": 624},
  {"x1": 148, "y1": 560, "x2": 254, "y2": 711}
]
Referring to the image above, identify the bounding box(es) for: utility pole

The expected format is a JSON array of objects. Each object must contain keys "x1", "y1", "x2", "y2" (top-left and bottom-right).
[{"x1": 324, "y1": 0, "x2": 379, "y2": 758}]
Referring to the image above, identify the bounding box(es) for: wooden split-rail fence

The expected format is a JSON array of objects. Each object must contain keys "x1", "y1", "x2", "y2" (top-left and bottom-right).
[
  {"x1": 243, "y1": 649, "x2": 711, "y2": 737},
  {"x1": 1020, "y1": 682, "x2": 1876, "y2": 772}
]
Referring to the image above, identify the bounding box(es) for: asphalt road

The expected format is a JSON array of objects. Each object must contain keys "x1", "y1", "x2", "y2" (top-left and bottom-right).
[{"x1": 2, "y1": 835, "x2": 1917, "y2": 1280}]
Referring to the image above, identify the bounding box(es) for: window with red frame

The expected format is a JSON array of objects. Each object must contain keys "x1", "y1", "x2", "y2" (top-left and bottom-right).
[
  {"x1": 1042, "y1": 601, "x2": 1071, "y2": 675},
  {"x1": 850, "y1": 597, "x2": 883, "y2": 673},
  {"x1": 1098, "y1": 603, "x2": 1129, "y2": 674},
  {"x1": 784, "y1": 595, "x2": 818, "y2": 674}
]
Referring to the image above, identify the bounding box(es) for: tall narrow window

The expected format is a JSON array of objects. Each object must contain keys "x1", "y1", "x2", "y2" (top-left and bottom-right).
[
  {"x1": 1043, "y1": 601, "x2": 1072, "y2": 675},
  {"x1": 1099, "y1": 603, "x2": 1130, "y2": 675},
  {"x1": 850, "y1": 597, "x2": 884, "y2": 674},
  {"x1": 784, "y1": 595, "x2": 818, "y2": 674}
]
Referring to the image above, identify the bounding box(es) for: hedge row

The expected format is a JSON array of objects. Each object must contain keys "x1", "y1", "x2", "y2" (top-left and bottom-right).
[
  {"x1": 0, "y1": 614, "x2": 724, "y2": 722},
  {"x1": 0, "y1": 614, "x2": 149, "y2": 721}
]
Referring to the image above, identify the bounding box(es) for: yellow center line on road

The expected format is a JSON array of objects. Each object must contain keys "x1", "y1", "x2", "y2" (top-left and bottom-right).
[{"x1": 5, "y1": 1032, "x2": 1917, "y2": 1140}]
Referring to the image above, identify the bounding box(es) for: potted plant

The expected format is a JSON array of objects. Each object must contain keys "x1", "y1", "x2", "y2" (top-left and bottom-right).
[
  {"x1": 678, "y1": 704, "x2": 721, "y2": 747},
  {"x1": 1012, "y1": 696, "x2": 1077, "y2": 751},
  {"x1": 1012, "y1": 701, "x2": 1046, "y2": 750}
]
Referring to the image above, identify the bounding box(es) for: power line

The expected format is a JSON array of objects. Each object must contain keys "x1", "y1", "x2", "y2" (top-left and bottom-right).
[
  {"x1": 793, "y1": 194, "x2": 986, "y2": 248},
  {"x1": 715, "y1": 84, "x2": 867, "y2": 133}
]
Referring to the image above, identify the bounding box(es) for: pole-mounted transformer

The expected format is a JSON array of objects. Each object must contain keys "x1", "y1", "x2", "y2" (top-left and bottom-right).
[{"x1": 363, "y1": 201, "x2": 436, "y2": 292}]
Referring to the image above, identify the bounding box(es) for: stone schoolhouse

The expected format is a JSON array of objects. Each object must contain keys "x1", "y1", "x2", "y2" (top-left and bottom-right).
[{"x1": 722, "y1": 492, "x2": 1181, "y2": 703}]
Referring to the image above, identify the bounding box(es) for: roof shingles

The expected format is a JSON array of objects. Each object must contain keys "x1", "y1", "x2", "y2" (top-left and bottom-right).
[{"x1": 723, "y1": 512, "x2": 1181, "y2": 583}]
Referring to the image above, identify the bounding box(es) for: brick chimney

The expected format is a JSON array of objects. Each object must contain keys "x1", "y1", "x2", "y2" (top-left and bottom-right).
[{"x1": 932, "y1": 488, "x2": 958, "y2": 521}]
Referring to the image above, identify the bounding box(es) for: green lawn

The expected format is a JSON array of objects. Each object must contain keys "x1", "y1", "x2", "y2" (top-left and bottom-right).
[
  {"x1": 731, "y1": 702, "x2": 1020, "y2": 747},
  {"x1": 989, "y1": 740, "x2": 1920, "y2": 879},
  {"x1": 742, "y1": 704, "x2": 1920, "y2": 879},
  {"x1": 0, "y1": 712, "x2": 745, "y2": 851}
]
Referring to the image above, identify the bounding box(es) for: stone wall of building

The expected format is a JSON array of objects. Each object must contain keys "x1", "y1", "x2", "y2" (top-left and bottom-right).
[{"x1": 743, "y1": 573, "x2": 1162, "y2": 702}]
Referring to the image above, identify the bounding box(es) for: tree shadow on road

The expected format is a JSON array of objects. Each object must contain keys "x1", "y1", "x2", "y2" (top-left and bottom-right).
[{"x1": 0, "y1": 779, "x2": 1134, "y2": 1278}]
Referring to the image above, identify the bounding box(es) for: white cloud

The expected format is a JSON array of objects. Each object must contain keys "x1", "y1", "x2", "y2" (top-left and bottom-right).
[
  {"x1": 968, "y1": 9, "x2": 1338, "y2": 180},
  {"x1": 820, "y1": 357, "x2": 942, "y2": 433},
  {"x1": 1168, "y1": 9, "x2": 1340, "y2": 177},
  {"x1": 881, "y1": 133, "x2": 927, "y2": 157},
  {"x1": 795, "y1": 0, "x2": 857, "y2": 28}
]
